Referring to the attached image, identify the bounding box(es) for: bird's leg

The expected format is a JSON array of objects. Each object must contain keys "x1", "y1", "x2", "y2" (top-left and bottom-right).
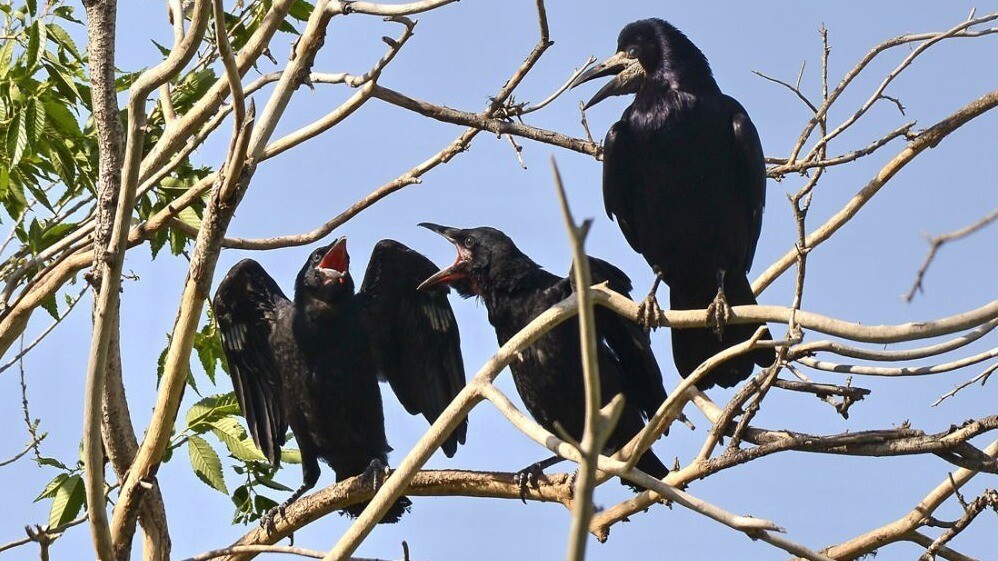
[
  {"x1": 261, "y1": 456, "x2": 319, "y2": 534},
  {"x1": 705, "y1": 269, "x2": 730, "y2": 341},
  {"x1": 636, "y1": 267, "x2": 665, "y2": 333},
  {"x1": 360, "y1": 458, "x2": 391, "y2": 494},
  {"x1": 260, "y1": 481, "x2": 312, "y2": 534},
  {"x1": 565, "y1": 469, "x2": 579, "y2": 500},
  {"x1": 514, "y1": 455, "x2": 566, "y2": 503}
]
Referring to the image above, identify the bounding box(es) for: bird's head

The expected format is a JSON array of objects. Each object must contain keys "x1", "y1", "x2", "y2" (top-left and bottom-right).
[
  {"x1": 573, "y1": 18, "x2": 715, "y2": 108},
  {"x1": 295, "y1": 237, "x2": 355, "y2": 305},
  {"x1": 417, "y1": 223, "x2": 531, "y2": 298}
]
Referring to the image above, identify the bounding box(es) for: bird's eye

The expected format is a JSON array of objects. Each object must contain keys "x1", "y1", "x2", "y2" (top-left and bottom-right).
[
  {"x1": 626, "y1": 46, "x2": 639, "y2": 58},
  {"x1": 463, "y1": 237, "x2": 475, "y2": 249},
  {"x1": 311, "y1": 252, "x2": 321, "y2": 263}
]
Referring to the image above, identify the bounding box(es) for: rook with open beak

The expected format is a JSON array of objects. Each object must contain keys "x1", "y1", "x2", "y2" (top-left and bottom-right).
[{"x1": 213, "y1": 236, "x2": 467, "y2": 529}]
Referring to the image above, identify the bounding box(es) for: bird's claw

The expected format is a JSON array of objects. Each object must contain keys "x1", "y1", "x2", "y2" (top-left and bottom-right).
[
  {"x1": 637, "y1": 293, "x2": 664, "y2": 333},
  {"x1": 362, "y1": 458, "x2": 390, "y2": 493},
  {"x1": 706, "y1": 287, "x2": 730, "y2": 341},
  {"x1": 637, "y1": 269, "x2": 665, "y2": 333},
  {"x1": 514, "y1": 463, "x2": 544, "y2": 503},
  {"x1": 259, "y1": 506, "x2": 280, "y2": 535},
  {"x1": 565, "y1": 470, "x2": 579, "y2": 499}
]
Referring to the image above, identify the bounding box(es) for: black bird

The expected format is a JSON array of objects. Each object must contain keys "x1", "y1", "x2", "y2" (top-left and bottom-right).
[
  {"x1": 213, "y1": 237, "x2": 467, "y2": 525},
  {"x1": 418, "y1": 224, "x2": 670, "y2": 494},
  {"x1": 574, "y1": 18, "x2": 775, "y2": 389}
]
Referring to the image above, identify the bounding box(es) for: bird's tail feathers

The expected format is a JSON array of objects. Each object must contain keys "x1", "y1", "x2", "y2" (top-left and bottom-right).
[
  {"x1": 341, "y1": 496, "x2": 412, "y2": 523},
  {"x1": 670, "y1": 273, "x2": 775, "y2": 389},
  {"x1": 619, "y1": 449, "x2": 669, "y2": 492}
]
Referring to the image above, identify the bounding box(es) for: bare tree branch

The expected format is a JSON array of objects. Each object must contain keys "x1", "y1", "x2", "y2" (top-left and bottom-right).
[
  {"x1": 905, "y1": 209, "x2": 998, "y2": 302},
  {"x1": 754, "y1": 88, "x2": 998, "y2": 295}
]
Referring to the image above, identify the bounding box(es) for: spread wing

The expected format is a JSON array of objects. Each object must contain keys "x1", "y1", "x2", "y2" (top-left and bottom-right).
[
  {"x1": 723, "y1": 94, "x2": 767, "y2": 272},
  {"x1": 602, "y1": 119, "x2": 644, "y2": 255},
  {"x1": 212, "y1": 259, "x2": 290, "y2": 465},
  {"x1": 570, "y1": 257, "x2": 667, "y2": 419},
  {"x1": 359, "y1": 239, "x2": 467, "y2": 457}
]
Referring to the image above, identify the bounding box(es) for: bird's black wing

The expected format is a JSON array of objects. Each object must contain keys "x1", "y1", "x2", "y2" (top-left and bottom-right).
[
  {"x1": 358, "y1": 239, "x2": 467, "y2": 457},
  {"x1": 602, "y1": 120, "x2": 644, "y2": 255},
  {"x1": 722, "y1": 94, "x2": 767, "y2": 272},
  {"x1": 570, "y1": 257, "x2": 667, "y2": 419},
  {"x1": 213, "y1": 259, "x2": 290, "y2": 465}
]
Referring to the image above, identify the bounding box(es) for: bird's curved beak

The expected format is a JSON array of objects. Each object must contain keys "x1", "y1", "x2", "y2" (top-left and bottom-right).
[
  {"x1": 417, "y1": 223, "x2": 470, "y2": 291},
  {"x1": 572, "y1": 51, "x2": 645, "y2": 109},
  {"x1": 317, "y1": 237, "x2": 348, "y2": 282}
]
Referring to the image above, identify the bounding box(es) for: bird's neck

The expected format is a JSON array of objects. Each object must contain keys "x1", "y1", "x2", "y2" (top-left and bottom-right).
[
  {"x1": 479, "y1": 266, "x2": 558, "y2": 331},
  {"x1": 292, "y1": 297, "x2": 359, "y2": 351},
  {"x1": 627, "y1": 74, "x2": 716, "y2": 134}
]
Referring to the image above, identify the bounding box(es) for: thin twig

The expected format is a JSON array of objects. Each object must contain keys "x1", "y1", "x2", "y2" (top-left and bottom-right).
[
  {"x1": 904, "y1": 209, "x2": 998, "y2": 302},
  {"x1": 932, "y1": 363, "x2": 997, "y2": 407}
]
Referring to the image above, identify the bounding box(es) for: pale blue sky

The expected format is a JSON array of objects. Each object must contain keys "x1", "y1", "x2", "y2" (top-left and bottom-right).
[{"x1": 1, "y1": 1, "x2": 996, "y2": 559}]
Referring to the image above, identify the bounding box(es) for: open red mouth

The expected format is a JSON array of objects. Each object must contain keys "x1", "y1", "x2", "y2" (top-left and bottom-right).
[
  {"x1": 318, "y1": 238, "x2": 348, "y2": 274},
  {"x1": 418, "y1": 250, "x2": 470, "y2": 291}
]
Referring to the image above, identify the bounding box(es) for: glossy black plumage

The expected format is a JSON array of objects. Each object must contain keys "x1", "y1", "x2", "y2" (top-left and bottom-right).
[
  {"x1": 577, "y1": 18, "x2": 775, "y2": 389},
  {"x1": 213, "y1": 238, "x2": 466, "y2": 523},
  {"x1": 419, "y1": 225, "x2": 669, "y2": 484}
]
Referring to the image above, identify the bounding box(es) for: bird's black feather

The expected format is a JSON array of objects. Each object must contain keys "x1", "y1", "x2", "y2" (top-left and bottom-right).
[
  {"x1": 213, "y1": 259, "x2": 290, "y2": 465},
  {"x1": 359, "y1": 239, "x2": 467, "y2": 457}
]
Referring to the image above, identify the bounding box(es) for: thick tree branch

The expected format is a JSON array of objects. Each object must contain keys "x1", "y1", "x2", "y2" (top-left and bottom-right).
[{"x1": 80, "y1": 0, "x2": 129, "y2": 555}]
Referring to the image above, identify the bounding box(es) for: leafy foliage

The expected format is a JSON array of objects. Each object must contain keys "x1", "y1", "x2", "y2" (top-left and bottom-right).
[
  {"x1": 12, "y1": 0, "x2": 316, "y2": 531},
  {"x1": 33, "y1": 456, "x2": 87, "y2": 529},
  {"x1": 0, "y1": 2, "x2": 95, "y2": 240}
]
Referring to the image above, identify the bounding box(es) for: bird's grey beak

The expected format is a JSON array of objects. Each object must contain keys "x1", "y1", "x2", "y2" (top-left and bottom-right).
[
  {"x1": 572, "y1": 51, "x2": 645, "y2": 109},
  {"x1": 417, "y1": 223, "x2": 469, "y2": 291},
  {"x1": 418, "y1": 222, "x2": 461, "y2": 243}
]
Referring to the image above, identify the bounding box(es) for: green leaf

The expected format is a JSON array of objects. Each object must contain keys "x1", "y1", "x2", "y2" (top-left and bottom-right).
[
  {"x1": 44, "y1": 62, "x2": 83, "y2": 104},
  {"x1": 26, "y1": 0, "x2": 37, "y2": 17},
  {"x1": 253, "y1": 494, "x2": 279, "y2": 514},
  {"x1": 149, "y1": 227, "x2": 168, "y2": 259},
  {"x1": 35, "y1": 473, "x2": 68, "y2": 501},
  {"x1": 188, "y1": 435, "x2": 228, "y2": 494},
  {"x1": 288, "y1": 0, "x2": 314, "y2": 21},
  {"x1": 53, "y1": 5, "x2": 82, "y2": 24},
  {"x1": 169, "y1": 227, "x2": 187, "y2": 255},
  {"x1": 35, "y1": 456, "x2": 68, "y2": 470},
  {"x1": 210, "y1": 417, "x2": 266, "y2": 461},
  {"x1": 185, "y1": 393, "x2": 241, "y2": 431},
  {"x1": 194, "y1": 313, "x2": 225, "y2": 382},
  {"x1": 39, "y1": 222, "x2": 75, "y2": 250},
  {"x1": 28, "y1": 97, "x2": 45, "y2": 143},
  {"x1": 0, "y1": 40, "x2": 14, "y2": 77},
  {"x1": 42, "y1": 99, "x2": 81, "y2": 137},
  {"x1": 177, "y1": 206, "x2": 201, "y2": 230},
  {"x1": 8, "y1": 113, "x2": 28, "y2": 167},
  {"x1": 231, "y1": 484, "x2": 252, "y2": 522},
  {"x1": 25, "y1": 21, "x2": 44, "y2": 70},
  {"x1": 40, "y1": 292, "x2": 58, "y2": 320},
  {"x1": 47, "y1": 23, "x2": 81, "y2": 61},
  {"x1": 156, "y1": 339, "x2": 168, "y2": 385},
  {"x1": 256, "y1": 475, "x2": 292, "y2": 492},
  {"x1": 0, "y1": 166, "x2": 9, "y2": 200},
  {"x1": 48, "y1": 474, "x2": 85, "y2": 528},
  {"x1": 150, "y1": 39, "x2": 172, "y2": 58}
]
